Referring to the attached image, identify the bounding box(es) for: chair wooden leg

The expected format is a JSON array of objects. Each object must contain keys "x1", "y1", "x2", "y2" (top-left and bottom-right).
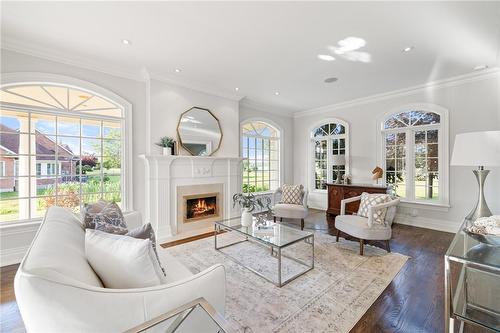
[
  {"x1": 336, "y1": 230, "x2": 340, "y2": 242},
  {"x1": 385, "y1": 240, "x2": 391, "y2": 253},
  {"x1": 359, "y1": 239, "x2": 364, "y2": 256},
  {"x1": 280, "y1": 217, "x2": 283, "y2": 222},
  {"x1": 273, "y1": 216, "x2": 276, "y2": 223},
  {"x1": 300, "y1": 218, "x2": 304, "y2": 230}
]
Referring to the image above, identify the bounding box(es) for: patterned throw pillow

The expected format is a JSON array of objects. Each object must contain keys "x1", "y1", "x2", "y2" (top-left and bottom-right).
[
  {"x1": 280, "y1": 184, "x2": 304, "y2": 205},
  {"x1": 357, "y1": 192, "x2": 390, "y2": 226},
  {"x1": 83, "y1": 200, "x2": 126, "y2": 230}
]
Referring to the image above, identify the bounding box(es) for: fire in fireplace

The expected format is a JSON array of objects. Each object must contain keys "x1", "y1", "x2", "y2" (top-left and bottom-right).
[{"x1": 184, "y1": 193, "x2": 219, "y2": 222}]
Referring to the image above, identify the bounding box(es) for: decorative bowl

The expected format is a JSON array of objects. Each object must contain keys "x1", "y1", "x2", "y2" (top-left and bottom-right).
[{"x1": 463, "y1": 228, "x2": 500, "y2": 246}]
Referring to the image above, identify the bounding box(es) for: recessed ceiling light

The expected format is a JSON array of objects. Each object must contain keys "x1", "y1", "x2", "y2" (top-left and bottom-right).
[
  {"x1": 402, "y1": 46, "x2": 414, "y2": 52},
  {"x1": 318, "y1": 54, "x2": 336, "y2": 61},
  {"x1": 121, "y1": 39, "x2": 131, "y2": 45},
  {"x1": 274, "y1": 91, "x2": 280, "y2": 96},
  {"x1": 324, "y1": 77, "x2": 339, "y2": 83},
  {"x1": 175, "y1": 68, "x2": 182, "y2": 73},
  {"x1": 235, "y1": 87, "x2": 239, "y2": 91},
  {"x1": 473, "y1": 64, "x2": 488, "y2": 71}
]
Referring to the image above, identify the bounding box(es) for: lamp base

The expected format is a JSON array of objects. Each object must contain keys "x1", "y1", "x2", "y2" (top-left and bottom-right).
[{"x1": 465, "y1": 168, "x2": 492, "y2": 221}]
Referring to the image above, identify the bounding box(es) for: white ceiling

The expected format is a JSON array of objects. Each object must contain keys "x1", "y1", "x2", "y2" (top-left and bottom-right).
[{"x1": 1, "y1": 2, "x2": 499, "y2": 115}]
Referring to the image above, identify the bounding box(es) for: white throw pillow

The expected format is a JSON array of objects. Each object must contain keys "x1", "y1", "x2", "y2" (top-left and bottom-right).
[{"x1": 85, "y1": 229, "x2": 167, "y2": 288}]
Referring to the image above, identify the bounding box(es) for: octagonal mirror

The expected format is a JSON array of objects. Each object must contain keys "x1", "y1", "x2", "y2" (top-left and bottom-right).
[{"x1": 177, "y1": 107, "x2": 222, "y2": 156}]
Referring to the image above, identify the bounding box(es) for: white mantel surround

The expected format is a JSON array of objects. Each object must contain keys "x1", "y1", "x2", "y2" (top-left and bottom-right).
[{"x1": 140, "y1": 155, "x2": 244, "y2": 242}]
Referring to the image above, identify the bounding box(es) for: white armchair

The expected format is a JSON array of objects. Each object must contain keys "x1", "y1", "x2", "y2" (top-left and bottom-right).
[
  {"x1": 272, "y1": 186, "x2": 308, "y2": 230},
  {"x1": 335, "y1": 195, "x2": 400, "y2": 255}
]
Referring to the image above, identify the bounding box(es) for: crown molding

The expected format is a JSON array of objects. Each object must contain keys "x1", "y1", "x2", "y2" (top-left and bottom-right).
[
  {"x1": 2, "y1": 38, "x2": 144, "y2": 82},
  {"x1": 294, "y1": 67, "x2": 500, "y2": 118},
  {"x1": 2, "y1": 38, "x2": 248, "y2": 102},
  {"x1": 239, "y1": 98, "x2": 296, "y2": 117},
  {"x1": 147, "y1": 71, "x2": 244, "y2": 102}
]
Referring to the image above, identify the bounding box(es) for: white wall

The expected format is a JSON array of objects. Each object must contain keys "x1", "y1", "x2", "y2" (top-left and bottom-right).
[
  {"x1": 150, "y1": 79, "x2": 239, "y2": 157},
  {"x1": 293, "y1": 74, "x2": 500, "y2": 232},
  {"x1": 0, "y1": 49, "x2": 240, "y2": 265},
  {"x1": 239, "y1": 103, "x2": 294, "y2": 185}
]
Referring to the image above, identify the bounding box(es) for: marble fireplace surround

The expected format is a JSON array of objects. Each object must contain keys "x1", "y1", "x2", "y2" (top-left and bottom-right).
[{"x1": 140, "y1": 155, "x2": 244, "y2": 242}]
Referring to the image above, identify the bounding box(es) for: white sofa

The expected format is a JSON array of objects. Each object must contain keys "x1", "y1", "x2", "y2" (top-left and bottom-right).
[{"x1": 14, "y1": 206, "x2": 226, "y2": 332}]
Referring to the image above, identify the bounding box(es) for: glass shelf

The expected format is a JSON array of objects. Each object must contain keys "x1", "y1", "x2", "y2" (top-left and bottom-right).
[{"x1": 445, "y1": 220, "x2": 500, "y2": 332}]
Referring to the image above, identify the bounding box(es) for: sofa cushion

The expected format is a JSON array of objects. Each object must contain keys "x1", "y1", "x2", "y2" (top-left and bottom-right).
[
  {"x1": 335, "y1": 215, "x2": 391, "y2": 240},
  {"x1": 22, "y1": 206, "x2": 103, "y2": 287},
  {"x1": 85, "y1": 229, "x2": 167, "y2": 288},
  {"x1": 273, "y1": 203, "x2": 308, "y2": 219}
]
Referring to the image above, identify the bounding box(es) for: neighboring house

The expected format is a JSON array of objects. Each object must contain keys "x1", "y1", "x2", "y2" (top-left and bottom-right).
[{"x1": 0, "y1": 124, "x2": 78, "y2": 192}]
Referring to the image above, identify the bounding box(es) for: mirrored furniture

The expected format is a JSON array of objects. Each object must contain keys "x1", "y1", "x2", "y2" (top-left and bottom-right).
[
  {"x1": 124, "y1": 297, "x2": 232, "y2": 333},
  {"x1": 177, "y1": 107, "x2": 222, "y2": 156},
  {"x1": 215, "y1": 215, "x2": 314, "y2": 287},
  {"x1": 445, "y1": 220, "x2": 500, "y2": 332}
]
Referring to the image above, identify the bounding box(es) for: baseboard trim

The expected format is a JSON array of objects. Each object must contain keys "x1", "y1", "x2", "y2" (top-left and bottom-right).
[
  {"x1": 394, "y1": 213, "x2": 460, "y2": 233},
  {"x1": 1, "y1": 245, "x2": 29, "y2": 267}
]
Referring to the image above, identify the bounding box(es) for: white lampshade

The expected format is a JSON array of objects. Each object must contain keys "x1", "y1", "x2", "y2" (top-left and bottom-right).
[
  {"x1": 451, "y1": 131, "x2": 500, "y2": 167},
  {"x1": 332, "y1": 154, "x2": 346, "y2": 165}
]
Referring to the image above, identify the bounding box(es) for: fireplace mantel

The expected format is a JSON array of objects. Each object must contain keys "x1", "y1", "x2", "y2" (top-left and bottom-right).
[{"x1": 139, "y1": 155, "x2": 244, "y2": 242}]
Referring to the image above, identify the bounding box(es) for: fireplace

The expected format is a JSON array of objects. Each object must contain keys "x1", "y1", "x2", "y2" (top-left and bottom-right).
[
  {"x1": 176, "y1": 183, "x2": 225, "y2": 234},
  {"x1": 184, "y1": 193, "x2": 219, "y2": 222}
]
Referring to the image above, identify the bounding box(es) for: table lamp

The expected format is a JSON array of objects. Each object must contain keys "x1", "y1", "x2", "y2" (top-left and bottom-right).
[
  {"x1": 331, "y1": 155, "x2": 346, "y2": 184},
  {"x1": 451, "y1": 131, "x2": 500, "y2": 221}
]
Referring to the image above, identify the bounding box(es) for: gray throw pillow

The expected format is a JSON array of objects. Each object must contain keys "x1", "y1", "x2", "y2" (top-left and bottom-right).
[{"x1": 83, "y1": 199, "x2": 126, "y2": 229}]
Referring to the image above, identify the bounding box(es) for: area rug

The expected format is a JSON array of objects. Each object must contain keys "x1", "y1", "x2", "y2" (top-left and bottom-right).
[{"x1": 161, "y1": 232, "x2": 408, "y2": 333}]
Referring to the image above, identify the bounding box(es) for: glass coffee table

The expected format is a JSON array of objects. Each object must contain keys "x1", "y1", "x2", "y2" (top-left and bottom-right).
[{"x1": 215, "y1": 215, "x2": 314, "y2": 287}]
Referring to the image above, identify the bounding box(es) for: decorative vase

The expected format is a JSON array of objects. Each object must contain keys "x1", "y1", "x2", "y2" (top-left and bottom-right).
[
  {"x1": 241, "y1": 208, "x2": 253, "y2": 227},
  {"x1": 162, "y1": 147, "x2": 172, "y2": 156}
]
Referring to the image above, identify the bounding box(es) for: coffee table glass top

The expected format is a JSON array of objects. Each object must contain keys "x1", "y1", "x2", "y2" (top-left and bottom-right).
[{"x1": 215, "y1": 215, "x2": 313, "y2": 248}]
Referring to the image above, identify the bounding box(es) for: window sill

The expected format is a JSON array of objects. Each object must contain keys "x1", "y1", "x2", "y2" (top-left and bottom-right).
[
  {"x1": 399, "y1": 200, "x2": 450, "y2": 212},
  {"x1": 0, "y1": 219, "x2": 42, "y2": 230}
]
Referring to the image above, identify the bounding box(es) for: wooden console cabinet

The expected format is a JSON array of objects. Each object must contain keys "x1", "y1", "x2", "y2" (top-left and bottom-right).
[{"x1": 327, "y1": 183, "x2": 388, "y2": 216}]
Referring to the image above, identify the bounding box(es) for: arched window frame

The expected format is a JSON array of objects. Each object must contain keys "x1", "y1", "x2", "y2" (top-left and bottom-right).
[
  {"x1": 309, "y1": 118, "x2": 350, "y2": 191},
  {"x1": 0, "y1": 72, "x2": 133, "y2": 224},
  {"x1": 378, "y1": 103, "x2": 449, "y2": 207},
  {"x1": 240, "y1": 119, "x2": 282, "y2": 194}
]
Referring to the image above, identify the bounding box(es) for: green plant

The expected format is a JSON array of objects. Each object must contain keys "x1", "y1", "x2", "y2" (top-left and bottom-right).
[
  {"x1": 232, "y1": 192, "x2": 271, "y2": 212},
  {"x1": 155, "y1": 136, "x2": 174, "y2": 148}
]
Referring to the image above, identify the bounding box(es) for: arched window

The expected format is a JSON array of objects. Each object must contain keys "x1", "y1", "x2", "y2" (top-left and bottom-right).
[
  {"x1": 241, "y1": 121, "x2": 280, "y2": 193},
  {"x1": 0, "y1": 83, "x2": 127, "y2": 223},
  {"x1": 381, "y1": 108, "x2": 448, "y2": 204},
  {"x1": 311, "y1": 120, "x2": 349, "y2": 190}
]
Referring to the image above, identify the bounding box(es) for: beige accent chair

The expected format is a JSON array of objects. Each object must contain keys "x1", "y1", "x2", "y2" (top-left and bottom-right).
[
  {"x1": 272, "y1": 186, "x2": 308, "y2": 230},
  {"x1": 335, "y1": 195, "x2": 400, "y2": 255}
]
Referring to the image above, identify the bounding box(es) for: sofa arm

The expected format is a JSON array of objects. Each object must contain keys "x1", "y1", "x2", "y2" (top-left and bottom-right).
[
  {"x1": 340, "y1": 196, "x2": 361, "y2": 215},
  {"x1": 15, "y1": 264, "x2": 226, "y2": 333},
  {"x1": 123, "y1": 211, "x2": 143, "y2": 229}
]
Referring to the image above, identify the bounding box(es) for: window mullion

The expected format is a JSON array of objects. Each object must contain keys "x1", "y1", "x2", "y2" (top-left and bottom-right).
[
  {"x1": 407, "y1": 129, "x2": 415, "y2": 201},
  {"x1": 326, "y1": 138, "x2": 332, "y2": 184}
]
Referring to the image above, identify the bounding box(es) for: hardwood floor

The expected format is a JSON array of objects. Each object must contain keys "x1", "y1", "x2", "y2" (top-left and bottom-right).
[{"x1": 0, "y1": 209, "x2": 484, "y2": 332}]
